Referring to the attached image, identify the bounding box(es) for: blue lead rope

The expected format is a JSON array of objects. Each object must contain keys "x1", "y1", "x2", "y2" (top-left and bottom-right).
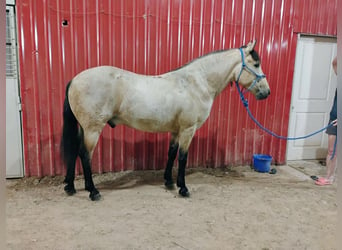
[
  {"x1": 235, "y1": 81, "x2": 337, "y2": 159},
  {"x1": 235, "y1": 81, "x2": 335, "y2": 140}
]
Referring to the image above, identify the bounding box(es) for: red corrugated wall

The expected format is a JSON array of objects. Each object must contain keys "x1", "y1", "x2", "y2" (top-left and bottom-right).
[{"x1": 16, "y1": 0, "x2": 337, "y2": 177}]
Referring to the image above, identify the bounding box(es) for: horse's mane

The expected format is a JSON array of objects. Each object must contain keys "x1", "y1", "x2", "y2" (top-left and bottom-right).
[
  {"x1": 170, "y1": 46, "x2": 260, "y2": 72},
  {"x1": 169, "y1": 48, "x2": 231, "y2": 72}
]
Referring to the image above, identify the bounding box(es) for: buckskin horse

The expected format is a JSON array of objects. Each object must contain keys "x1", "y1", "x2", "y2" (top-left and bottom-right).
[{"x1": 61, "y1": 40, "x2": 270, "y2": 201}]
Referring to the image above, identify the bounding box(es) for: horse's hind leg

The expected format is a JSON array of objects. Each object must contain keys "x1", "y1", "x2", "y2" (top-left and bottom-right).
[
  {"x1": 64, "y1": 155, "x2": 77, "y2": 195},
  {"x1": 164, "y1": 133, "x2": 179, "y2": 189},
  {"x1": 63, "y1": 132, "x2": 78, "y2": 195},
  {"x1": 79, "y1": 126, "x2": 103, "y2": 201},
  {"x1": 61, "y1": 82, "x2": 80, "y2": 196},
  {"x1": 177, "y1": 127, "x2": 196, "y2": 197}
]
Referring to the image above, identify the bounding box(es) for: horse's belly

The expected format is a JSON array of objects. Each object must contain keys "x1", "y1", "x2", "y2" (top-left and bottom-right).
[
  {"x1": 115, "y1": 116, "x2": 178, "y2": 133},
  {"x1": 115, "y1": 93, "x2": 182, "y2": 132}
]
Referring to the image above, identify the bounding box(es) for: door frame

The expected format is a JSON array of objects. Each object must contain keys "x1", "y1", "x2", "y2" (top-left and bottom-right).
[
  {"x1": 286, "y1": 34, "x2": 337, "y2": 161},
  {"x1": 6, "y1": 3, "x2": 24, "y2": 178}
]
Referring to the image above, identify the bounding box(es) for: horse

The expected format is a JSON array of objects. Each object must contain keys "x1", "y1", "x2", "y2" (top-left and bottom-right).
[{"x1": 60, "y1": 40, "x2": 270, "y2": 201}]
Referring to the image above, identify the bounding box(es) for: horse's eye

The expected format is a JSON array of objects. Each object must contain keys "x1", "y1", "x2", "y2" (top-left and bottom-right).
[{"x1": 254, "y1": 62, "x2": 260, "y2": 67}]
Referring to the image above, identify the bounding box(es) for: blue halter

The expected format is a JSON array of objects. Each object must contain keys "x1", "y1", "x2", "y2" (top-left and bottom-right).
[{"x1": 236, "y1": 48, "x2": 266, "y2": 93}]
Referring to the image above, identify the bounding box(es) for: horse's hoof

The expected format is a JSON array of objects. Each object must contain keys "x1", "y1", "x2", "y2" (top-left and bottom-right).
[
  {"x1": 164, "y1": 179, "x2": 175, "y2": 190},
  {"x1": 178, "y1": 187, "x2": 190, "y2": 197},
  {"x1": 89, "y1": 190, "x2": 101, "y2": 201},
  {"x1": 64, "y1": 185, "x2": 76, "y2": 196}
]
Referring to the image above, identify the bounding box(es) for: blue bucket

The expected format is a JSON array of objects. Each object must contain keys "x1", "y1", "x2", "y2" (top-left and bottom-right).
[{"x1": 253, "y1": 154, "x2": 272, "y2": 172}]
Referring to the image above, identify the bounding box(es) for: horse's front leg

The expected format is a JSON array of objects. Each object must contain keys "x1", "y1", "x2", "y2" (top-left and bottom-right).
[
  {"x1": 164, "y1": 136, "x2": 179, "y2": 189},
  {"x1": 177, "y1": 149, "x2": 189, "y2": 197},
  {"x1": 177, "y1": 127, "x2": 196, "y2": 197}
]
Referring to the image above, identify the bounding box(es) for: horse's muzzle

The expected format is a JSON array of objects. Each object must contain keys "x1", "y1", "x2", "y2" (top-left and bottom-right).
[{"x1": 256, "y1": 89, "x2": 270, "y2": 100}]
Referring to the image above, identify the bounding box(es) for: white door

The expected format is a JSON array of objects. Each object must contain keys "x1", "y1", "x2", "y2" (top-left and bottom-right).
[
  {"x1": 6, "y1": 5, "x2": 24, "y2": 178},
  {"x1": 287, "y1": 35, "x2": 337, "y2": 160}
]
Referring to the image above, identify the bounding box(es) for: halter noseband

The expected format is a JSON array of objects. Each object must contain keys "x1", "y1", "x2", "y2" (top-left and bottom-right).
[{"x1": 236, "y1": 48, "x2": 265, "y2": 92}]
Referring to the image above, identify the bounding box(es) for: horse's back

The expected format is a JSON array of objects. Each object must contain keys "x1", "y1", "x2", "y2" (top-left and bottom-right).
[{"x1": 72, "y1": 66, "x2": 135, "y2": 88}]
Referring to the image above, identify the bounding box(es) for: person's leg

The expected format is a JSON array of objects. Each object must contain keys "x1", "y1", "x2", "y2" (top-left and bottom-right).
[{"x1": 325, "y1": 134, "x2": 337, "y2": 182}]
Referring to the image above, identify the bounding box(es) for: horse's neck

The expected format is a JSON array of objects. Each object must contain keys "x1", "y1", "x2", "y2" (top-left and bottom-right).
[{"x1": 175, "y1": 49, "x2": 240, "y2": 98}]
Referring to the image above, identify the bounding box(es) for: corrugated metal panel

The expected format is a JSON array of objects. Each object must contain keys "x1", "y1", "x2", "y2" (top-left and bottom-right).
[
  {"x1": 16, "y1": 0, "x2": 337, "y2": 177},
  {"x1": 293, "y1": 0, "x2": 337, "y2": 35}
]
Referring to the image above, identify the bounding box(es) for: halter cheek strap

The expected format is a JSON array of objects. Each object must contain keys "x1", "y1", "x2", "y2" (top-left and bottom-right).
[{"x1": 236, "y1": 48, "x2": 266, "y2": 93}]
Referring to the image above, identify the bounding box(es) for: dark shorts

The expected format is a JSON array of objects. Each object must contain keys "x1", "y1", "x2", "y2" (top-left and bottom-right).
[
  {"x1": 326, "y1": 119, "x2": 337, "y2": 135},
  {"x1": 326, "y1": 90, "x2": 337, "y2": 135}
]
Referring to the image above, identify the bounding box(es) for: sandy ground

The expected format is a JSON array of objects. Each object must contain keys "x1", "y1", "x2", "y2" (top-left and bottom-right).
[{"x1": 6, "y1": 161, "x2": 337, "y2": 250}]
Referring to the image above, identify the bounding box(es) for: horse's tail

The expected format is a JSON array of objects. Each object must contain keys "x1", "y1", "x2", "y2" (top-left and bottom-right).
[{"x1": 60, "y1": 81, "x2": 80, "y2": 165}]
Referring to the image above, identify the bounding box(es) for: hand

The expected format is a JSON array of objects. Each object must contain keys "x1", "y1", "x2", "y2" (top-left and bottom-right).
[{"x1": 331, "y1": 119, "x2": 337, "y2": 126}]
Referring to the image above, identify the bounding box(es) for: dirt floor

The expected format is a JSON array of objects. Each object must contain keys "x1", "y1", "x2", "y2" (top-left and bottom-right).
[{"x1": 6, "y1": 161, "x2": 337, "y2": 250}]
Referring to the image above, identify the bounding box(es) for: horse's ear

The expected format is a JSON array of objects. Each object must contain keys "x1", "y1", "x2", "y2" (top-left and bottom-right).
[{"x1": 245, "y1": 40, "x2": 257, "y2": 54}]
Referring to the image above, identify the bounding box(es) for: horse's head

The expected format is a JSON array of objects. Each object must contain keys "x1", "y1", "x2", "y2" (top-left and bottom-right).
[{"x1": 235, "y1": 40, "x2": 270, "y2": 100}]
